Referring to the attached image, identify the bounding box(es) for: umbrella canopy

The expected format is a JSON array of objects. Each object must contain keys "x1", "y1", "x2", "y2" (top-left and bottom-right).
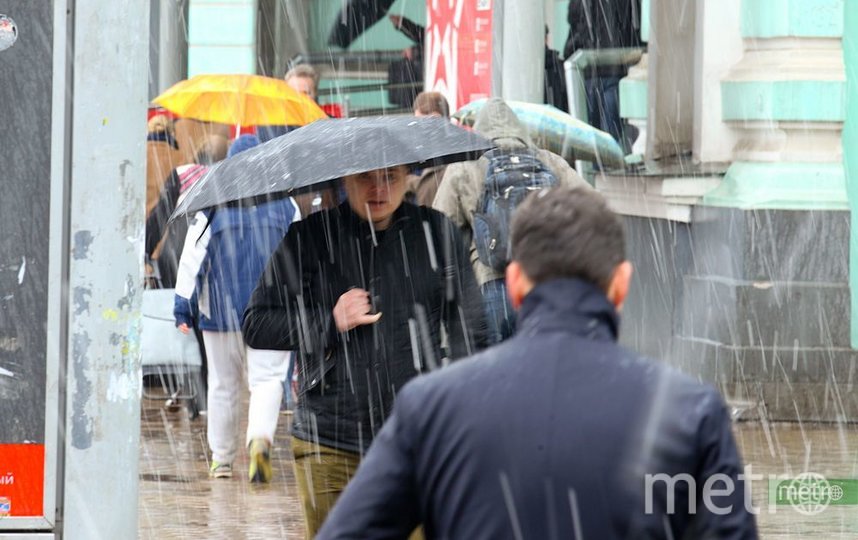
[
  {"x1": 171, "y1": 116, "x2": 493, "y2": 218},
  {"x1": 153, "y1": 74, "x2": 327, "y2": 127},
  {"x1": 454, "y1": 99, "x2": 625, "y2": 169}
]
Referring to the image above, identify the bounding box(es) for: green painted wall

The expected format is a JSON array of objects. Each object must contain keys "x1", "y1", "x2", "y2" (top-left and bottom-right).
[
  {"x1": 188, "y1": 0, "x2": 257, "y2": 76},
  {"x1": 641, "y1": 0, "x2": 650, "y2": 42},
  {"x1": 703, "y1": 162, "x2": 848, "y2": 209},
  {"x1": 843, "y1": 0, "x2": 858, "y2": 345},
  {"x1": 318, "y1": 78, "x2": 396, "y2": 109},
  {"x1": 721, "y1": 80, "x2": 846, "y2": 122},
  {"x1": 619, "y1": 77, "x2": 647, "y2": 119},
  {"x1": 742, "y1": 0, "x2": 843, "y2": 38},
  {"x1": 551, "y1": 1, "x2": 570, "y2": 53}
]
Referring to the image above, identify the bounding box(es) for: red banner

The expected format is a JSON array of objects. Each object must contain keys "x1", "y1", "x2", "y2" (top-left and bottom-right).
[
  {"x1": 426, "y1": 0, "x2": 494, "y2": 112},
  {"x1": 0, "y1": 444, "x2": 45, "y2": 516}
]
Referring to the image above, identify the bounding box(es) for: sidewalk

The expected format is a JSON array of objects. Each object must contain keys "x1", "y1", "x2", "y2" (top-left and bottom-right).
[
  {"x1": 139, "y1": 389, "x2": 858, "y2": 539},
  {"x1": 138, "y1": 392, "x2": 305, "y2": 539}
]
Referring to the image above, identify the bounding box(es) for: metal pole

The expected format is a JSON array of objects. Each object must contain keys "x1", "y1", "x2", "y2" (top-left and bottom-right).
[
  {"x1": 500, "y1": 0, "x2": 544, "y2": 103},
  {"x1": 61, "y1": 0, "x2": 148, "y2": 537}
]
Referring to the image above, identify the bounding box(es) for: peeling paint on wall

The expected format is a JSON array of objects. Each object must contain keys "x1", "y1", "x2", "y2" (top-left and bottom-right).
[
  {"x1": 106, "y1": 371, "x2": 137, "y2": 403},
  {"x1": 73, "y1": 286, "x2": 91, "y2": 315},
  {"x1": 72, "y1": 230, "x2": 93, "y2": 260},
  {"x1": 71, "y1": 332, "x2": 93, "y2": 450}
]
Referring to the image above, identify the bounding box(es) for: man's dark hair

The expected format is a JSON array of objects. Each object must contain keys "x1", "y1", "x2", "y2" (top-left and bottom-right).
[{"x1": 510, "y1": 186, "x2": 625, "y2": 290}]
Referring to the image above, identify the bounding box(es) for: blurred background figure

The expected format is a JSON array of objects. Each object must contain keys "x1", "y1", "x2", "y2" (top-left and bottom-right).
[
  {"x1": 146, "y1": 134, "x2": 228, "y2": 289},
  {"x1": 387, "y1": 14, "x2": 424, "y2": 109},
  {"x1": 434, "y1": 98, "x2": 589, "y2": 345},
  {"x1": 257, "y1": 64, "x2": 321, "y2": 143},
  {"x1": 564, "y1": 0, "x2": 641, "y2": 152},
  {"x1": 145, "y1": 115, "x2": 182, "y2": 221},
  {"x1": 173, "y1": 134, "x2": 300, "y2": 480},
  {"x1": 544, "y1": 25, "x2": 568, "y2": 112},
  {"x1": 406, "y1": 91, "x2": 450, "y2": 206}
]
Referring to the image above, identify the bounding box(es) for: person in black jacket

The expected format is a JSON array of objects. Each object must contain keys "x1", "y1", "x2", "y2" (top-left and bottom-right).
[
  {"x1": 317, "y1": 186, "x2": 758, "y2": 540},
  {"x1": 564, "y1": 0, "x2": 641, "y2": 152},
  {"x1": 242, "y1": 164, "x2": 486, "y2": 537}
]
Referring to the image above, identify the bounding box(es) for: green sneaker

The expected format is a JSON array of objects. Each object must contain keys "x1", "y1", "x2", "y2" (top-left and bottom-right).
[
  {"x1": 209, "y1": 460, "x2": 233, "y2": 479},
  {"x1": 248, "y1": 438, "x2": 272, "y2": 483}
]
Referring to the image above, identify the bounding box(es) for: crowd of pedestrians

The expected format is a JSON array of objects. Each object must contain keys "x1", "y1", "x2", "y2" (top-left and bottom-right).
[{"x1": 144, "y1": 58, "x2": 758, "y2": 538}]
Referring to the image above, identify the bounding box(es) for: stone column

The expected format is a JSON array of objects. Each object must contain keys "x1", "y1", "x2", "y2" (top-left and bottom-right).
[
  {"x1": 845, "y1": 0, "x2": 858, "y2": 345},
  {"x1": 705, "y1": 0, "x2": 847, "y2": 208},
  {"x1": 501, "y1": 0, "x2": 544, "y2": 102},
  {"x1": 692, "y1": 0, "x2": 743, "y2": 163},
  {"x1": 188, "y1": 0, "x2": 258, "y2": 76},
  {"x1": 645, "y1": 0, "x2": 696, "y2": 160}
]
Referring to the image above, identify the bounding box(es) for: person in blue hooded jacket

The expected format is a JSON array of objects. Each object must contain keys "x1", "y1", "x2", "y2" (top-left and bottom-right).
[{"x1": 174, "y1": 134, "x2": 300, "y2": 481}]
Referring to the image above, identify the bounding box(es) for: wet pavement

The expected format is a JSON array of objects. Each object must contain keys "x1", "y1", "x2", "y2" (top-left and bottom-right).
[
  {"x1": 139, "y1": 391, "x2": 304, "y2": 540},
  {"x1": 139, "y1": 391, "x2": 858, "y2": 539}
]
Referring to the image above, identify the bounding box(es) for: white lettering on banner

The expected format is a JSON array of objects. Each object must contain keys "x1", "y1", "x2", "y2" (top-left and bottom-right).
[{"x1": 0, "y1": 472, "x2": 14, "y2": 485}]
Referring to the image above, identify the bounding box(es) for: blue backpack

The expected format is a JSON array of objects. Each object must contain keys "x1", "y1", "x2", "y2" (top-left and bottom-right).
[{"x1": 473, "y1": 146, "x2": 558, "y2": 272}]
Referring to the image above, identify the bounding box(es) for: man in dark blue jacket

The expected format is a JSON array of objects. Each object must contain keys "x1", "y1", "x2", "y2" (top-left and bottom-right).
[{"x1": 318, "y1": 186, "x2": 758, "y2": 539}]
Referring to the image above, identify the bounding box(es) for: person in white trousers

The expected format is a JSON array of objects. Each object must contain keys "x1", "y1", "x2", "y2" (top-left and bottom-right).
[{"x1": 173, "y1": 134, "x2": 299, "y2": 481}]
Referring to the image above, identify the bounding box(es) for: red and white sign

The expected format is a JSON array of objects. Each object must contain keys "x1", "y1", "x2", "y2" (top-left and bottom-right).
[
  {"x1": 0, "y1": 444, "x2": 44, "y2": 516},
  {"x1": 426, "y1": 0, "x2": 494, "y2": 112}
]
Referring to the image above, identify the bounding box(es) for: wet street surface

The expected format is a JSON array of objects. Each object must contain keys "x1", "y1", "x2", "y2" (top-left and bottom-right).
[
  {"x1": 139, "y1": 392, "x2": 858, "y2": 539},
  {"x1": 139, "y1": 391, "x2": 304, "y2": 540}
]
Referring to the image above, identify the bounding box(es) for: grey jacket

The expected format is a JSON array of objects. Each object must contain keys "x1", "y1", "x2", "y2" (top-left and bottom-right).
[{"x1": 433, "y1": 98, "x2": 591, "y2": 286}]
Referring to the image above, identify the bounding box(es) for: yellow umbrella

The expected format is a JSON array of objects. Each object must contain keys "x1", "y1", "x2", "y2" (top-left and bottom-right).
[{"x1": 153, "y1": 74, "x2": 327, "y2": 127}]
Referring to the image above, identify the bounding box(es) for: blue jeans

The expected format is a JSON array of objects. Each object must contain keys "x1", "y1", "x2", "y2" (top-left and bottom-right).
[
  {"x1": 585, "y1": 75, "x2": 637, "y2": 154},
  {"x1": 481, "y1": 279, "x2": 516, "y2": 346},
  {"x1": 282, "y1": 352, "x2": 295, "y2": 408}
]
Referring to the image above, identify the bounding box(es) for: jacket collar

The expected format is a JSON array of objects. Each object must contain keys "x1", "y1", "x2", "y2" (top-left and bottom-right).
[
  {"x1": 516, "y1": 278, "x2": 619, "y2": 342},
  {"x1": 337, "y1": 200, "x2": 415, "y2": 237}
]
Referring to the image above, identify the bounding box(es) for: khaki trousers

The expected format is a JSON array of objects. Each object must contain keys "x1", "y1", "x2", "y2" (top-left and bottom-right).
[{"x1": 292, "y1": 437, "x2": 423, "y2": 539}]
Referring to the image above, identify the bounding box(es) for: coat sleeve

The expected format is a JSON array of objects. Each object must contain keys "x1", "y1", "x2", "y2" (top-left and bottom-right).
[
  {"x1": 438, "y1": 216, "x2": 488, "y2": 359},
  {"x1": 145, "y1": 170, "x2": 181, "y2": 257},
  {"x1": 688, "y1": 390, "x2": 759, "y2": 539},
  {"x1": 174, "y1": 211, "x2": 211, "y2": 300},
  {"x1": 242, "y1": 225, "x2": 338, "y2": 356},
  {"x1": 396, "y1": 16, "x2": 424, "y2": 46},
  {"x1": 315, "y1": 387, "x2": 423, "y2": 540}
]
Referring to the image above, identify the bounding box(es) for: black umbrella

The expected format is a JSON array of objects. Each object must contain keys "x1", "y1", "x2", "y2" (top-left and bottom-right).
[
  {"x1": 170, "y1": 116, "x2": 493, "y2": 218},
  {"x1": 328, "y1": 0, "x2": 397, "y2": 48}
]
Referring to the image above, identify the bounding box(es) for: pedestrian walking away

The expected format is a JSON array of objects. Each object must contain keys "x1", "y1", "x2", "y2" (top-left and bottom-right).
[
  {"x1": 319, "y1": 185, "x2": 758, "y2": 540},
  {"x1": 406, "y1": 91, "x2": 451, "y2": 207},
  {"x1": 174, "y1": 135, "x2": 300, "y2": 480},
  {"x1": 433, "y1": 97, "x2": 590, "y2": 345}
]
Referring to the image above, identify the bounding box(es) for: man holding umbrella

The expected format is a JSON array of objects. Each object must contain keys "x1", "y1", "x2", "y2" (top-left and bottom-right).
[{"x1": 233, "y1": 118, "x2": 489, "y2": 536}]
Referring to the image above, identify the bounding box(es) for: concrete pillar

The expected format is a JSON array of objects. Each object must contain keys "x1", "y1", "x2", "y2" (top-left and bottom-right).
[
  {"x1": 150, "y1": 0, "x2": 189, "y2": 99},
  {"x1": 60, "y1": 0, "x2": 149, "y2": 537},
  {"x1": 844, "y1": 0, "x2": 858, "y2": 345},
  {"x1": 501, "y1": 0, "x2": 544, "y2": 103},
  {"x1": 646, "y1": 0, "x2": 696, "y2": 160},
  {"x1": 692, "y1": 0, "x2": 743, "y2": 163},
  {"x1": 188, "y1": 0, "x2": 257, "y2": 76},
  {"x1": 704, "y1": 0, "x2": 847, "y2": 208}
]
